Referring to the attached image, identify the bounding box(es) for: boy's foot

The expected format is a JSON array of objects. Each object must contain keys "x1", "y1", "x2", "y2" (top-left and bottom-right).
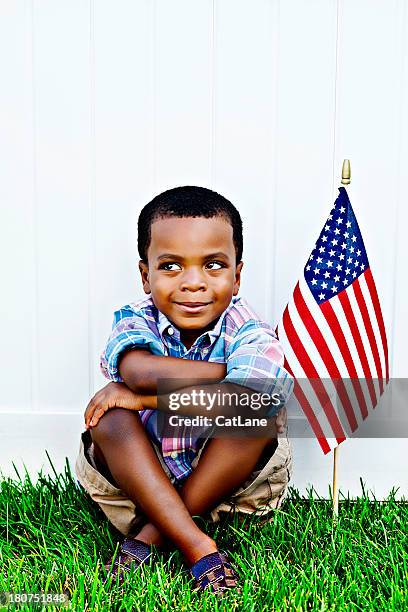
[
  {"x1": 103, "y1": 537, "x2": 155, "y2": 585},
  {"x1": 190, "y1": 550, "x2": 241, "y2": 595}
]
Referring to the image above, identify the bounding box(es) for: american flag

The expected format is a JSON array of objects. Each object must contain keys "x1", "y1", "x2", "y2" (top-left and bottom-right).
[{"x1": 276, "y1": 187, "x2": 389, "y2": 454}]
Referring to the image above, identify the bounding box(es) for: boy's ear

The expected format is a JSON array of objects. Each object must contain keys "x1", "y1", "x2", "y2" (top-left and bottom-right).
[
  {"x1": 138, "y1": 260, "x2": 151, "y2": 294},
  {"x1": 233, "y1": 261, "x2": 244, "y2": 296}
]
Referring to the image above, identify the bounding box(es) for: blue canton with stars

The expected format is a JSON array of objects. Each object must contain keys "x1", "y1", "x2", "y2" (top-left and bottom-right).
[{"x1": 304, "y1": 187, "x2": 369, "y2": 304}]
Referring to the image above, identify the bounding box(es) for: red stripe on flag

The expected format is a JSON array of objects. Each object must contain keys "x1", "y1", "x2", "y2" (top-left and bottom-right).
[
  {"x1": 293, "y1": 284, "x2": 358, "y2": 432},
  {"x1": 282, "y1": 356, "x2": 291, "y2": 373},
  {"x1": 353, "y1": 278, "x2": 384, "y2": 394},
  {"x1": 282, "y1": 357, "x2": 331, "y2": 454},
  {"x1": 294, "y1": 383, "x2": 333, "y2": 454},
  {"x1": 320, "y1": 299, "x2": 368, "y2": 419},
  {"x1": 364, "y1": 268, "x2": 389, "y2": 382},
  {"x1": 282, "y1": 301, "x2": 346, "y2": 442},
  {"x1": 338, "y1": 290, "x2": 377, "y2": 407}
]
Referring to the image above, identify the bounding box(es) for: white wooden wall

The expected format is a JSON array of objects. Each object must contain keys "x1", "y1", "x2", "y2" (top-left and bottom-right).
[{"x1": 1, "y1": 0, "x2": 407, "y2": 498}]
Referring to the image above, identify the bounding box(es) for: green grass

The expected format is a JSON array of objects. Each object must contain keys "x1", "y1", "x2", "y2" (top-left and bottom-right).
[{"x1": 0, "y1": 454, "x2": 407, "y2": 611}]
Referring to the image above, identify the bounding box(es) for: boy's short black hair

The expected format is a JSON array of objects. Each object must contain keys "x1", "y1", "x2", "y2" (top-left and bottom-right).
[{"x1": 138, "y1": 186, "x2": 243, "y2": 264}]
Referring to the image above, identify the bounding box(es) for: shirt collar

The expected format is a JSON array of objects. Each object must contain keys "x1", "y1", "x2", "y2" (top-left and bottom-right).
[
  {"x1": 206, "y1": 298, "x2": 236, "y2": 341},
  {"x1": 157, "y1": 309, "x2": 181, "y2": 341}
]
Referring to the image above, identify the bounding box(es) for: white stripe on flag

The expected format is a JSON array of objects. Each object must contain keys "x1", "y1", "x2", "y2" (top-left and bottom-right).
[
  {"x1": 283, "y1": 299, "x2": 349, "y2": 442},
  {"x1": 278, "y1": 312, "x2": 337, "y2": 444},
  {"x1": 287, "y1": 299, "x2": 330, "y2": 377},
  {"x1": 359, "y1": 272, "x2": 387, "y2": 380},
  {"x1": 346, "y1": 280, "x2": 381, "y2": 399},
  {"x1": 277, "y1": 318, "x2": 306, "y2": 377},
  {"x1": 299, "y1": 277, "x2": 350, "y2": 377},
  {"x1": 298, "y1": 279, "x2": 366, "y2": 431},
  {"x1": 295, "y1": 377, "x2": 338, "y2": 442},
  {"x1": 330, "y1": 294, "x2": 374, "y2": 416},
  {"x1": 330, "y1": 295, "x2": 365, "y2": 378}
]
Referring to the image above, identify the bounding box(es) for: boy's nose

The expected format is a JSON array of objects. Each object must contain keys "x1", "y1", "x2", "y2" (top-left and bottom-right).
[{"x1": 179, "y1": 268, "x2": 207, "y2": 291}]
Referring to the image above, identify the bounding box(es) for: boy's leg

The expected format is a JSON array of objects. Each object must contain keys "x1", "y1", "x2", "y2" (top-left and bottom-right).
[
  {"x1": 134, "y1": 435, "x2": 276, "y2": 548},
  {"x1": 179, "y1": 435, "x2": 276, "y2": 513},
  {"x1": 89, "y1": 408, "x2": 217, "y2": 565}
]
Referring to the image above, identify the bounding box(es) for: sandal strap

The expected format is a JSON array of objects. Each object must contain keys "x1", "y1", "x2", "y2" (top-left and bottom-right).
[
  {"x1": 103, "y1": 538, "x2": 154, "y2": 583},
  {"x1": 120, "y1": 538, "x2": 152, "y2": 563},
  {"x1": 190, "y1": 551, "x2": 240, "y2": 594}
]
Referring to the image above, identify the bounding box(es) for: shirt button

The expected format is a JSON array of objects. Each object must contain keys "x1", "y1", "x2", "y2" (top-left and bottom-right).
[
  {"x1": 170, "y1": 451, "x2": 178, "y2": 459},
  {"x1": 167, "y1": 327, "x2": 174, "y2": 336}
]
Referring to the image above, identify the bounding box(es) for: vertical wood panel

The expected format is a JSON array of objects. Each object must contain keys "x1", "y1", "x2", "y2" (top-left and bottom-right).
[
  {"x1": 391, "y1": 0, "x2": 408, "y2": 377},
  {"x1": 273, "y1": 0, "x2": 339, "y2": 490},
  {"x1": 154, "y1": 0, "x2": 213, "y2": 190},
  {"x1": 333, "y1": 0, "x2": 401, "y2": 373},
  {"x1": 33, "y1": 0, "x2": 90, "y2": 409},
  {"x1": 273, "y1": 0, "x2": 338, "y2": 326},
  {"x1": 213, "y1": 0, "x2": 278, "y2": 320},
  {"x1": 0, "y1": 2, "x2": 35, "y2": 410},
  {"x1": 92, "y1": 0, "x2": 155, "y2": 388}
]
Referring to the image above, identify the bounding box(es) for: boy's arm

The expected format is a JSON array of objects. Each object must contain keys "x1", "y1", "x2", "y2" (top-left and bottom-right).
[
  {"x1": 141, "y1": 320, "x2": 294, "y2": 431},
  {"x1": 140, "y1": 381, "x2": 272, "y2": 416},
  {"x1": 222, "y1": 319, "x2": 294, "y2": 406},
  {"x1": 87, "y1": 315, "x2": 292, "y2": 428},
  {"x1": 118, "y1": 349, "x2": 227, "y2": 394},
  {"x1": 85, "y1": 380, "x2": 286, "y2": 434},
  {"x1": 100, "y1": 306, "x2": 226, "y2": 392}
]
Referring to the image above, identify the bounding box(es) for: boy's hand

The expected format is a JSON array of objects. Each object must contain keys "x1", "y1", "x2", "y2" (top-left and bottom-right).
[{"x1": 84, "y1": 382, "x2": 144, "y2": 430}]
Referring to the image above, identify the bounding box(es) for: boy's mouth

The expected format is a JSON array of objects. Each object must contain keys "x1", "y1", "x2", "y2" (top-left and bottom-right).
[{"x1": 174, "y1": 301, "x2": 212, "y2": 313}]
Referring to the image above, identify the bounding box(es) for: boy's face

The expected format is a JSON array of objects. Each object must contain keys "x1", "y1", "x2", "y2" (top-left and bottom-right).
[{"x1": 139, "y1": 216, "x2": 243, "y2": 347}]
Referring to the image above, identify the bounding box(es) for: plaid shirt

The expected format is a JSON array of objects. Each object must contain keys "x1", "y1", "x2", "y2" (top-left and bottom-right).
[{"x1": 100, "y1": 296, "x2": 293, "y2": 481}]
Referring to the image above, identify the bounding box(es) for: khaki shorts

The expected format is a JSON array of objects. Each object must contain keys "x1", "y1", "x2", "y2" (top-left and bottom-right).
[{"x1": 74, "y1": 429, "x2": 293, "y2": 537}]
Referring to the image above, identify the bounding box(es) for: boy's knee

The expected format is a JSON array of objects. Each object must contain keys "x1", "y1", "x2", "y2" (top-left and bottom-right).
[{"x1": 90, "y1": 408, "x2": 141, "y2": 444}]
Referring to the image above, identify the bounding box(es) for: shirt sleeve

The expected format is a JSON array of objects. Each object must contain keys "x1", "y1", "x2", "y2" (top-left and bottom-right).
[
  {"x1": 222, "y1": 320, "x2": 294, "y2": 415},
  {"x1": 100, "y1": 306, "x2": 165, "y2": 382}
]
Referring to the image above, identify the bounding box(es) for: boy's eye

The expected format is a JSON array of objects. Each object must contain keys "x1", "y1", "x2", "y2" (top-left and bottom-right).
[
  {"x1": 160, "y1": 262, "x2": 182, "y2": 271},
  {"x1": 206, "y1": 261, "x2": 224, "y2": 270}
]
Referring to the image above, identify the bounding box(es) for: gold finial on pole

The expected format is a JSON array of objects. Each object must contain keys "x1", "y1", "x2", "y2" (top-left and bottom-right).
[{"x1": 341, "y1": 159, "x2": 351, "y2": 185}]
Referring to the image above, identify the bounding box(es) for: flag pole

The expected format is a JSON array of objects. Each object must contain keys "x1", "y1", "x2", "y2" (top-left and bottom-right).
[
  {"x1": 332, "y1": 159, "x2": 351, "y2": 517},
  {"x1": 332, "y1": 445, "x2": 339, "y2": 516}
]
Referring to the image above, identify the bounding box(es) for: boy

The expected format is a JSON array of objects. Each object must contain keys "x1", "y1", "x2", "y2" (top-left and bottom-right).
[{"x1": 75, "y1": 186, "x2": 293, "y2": 595}]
